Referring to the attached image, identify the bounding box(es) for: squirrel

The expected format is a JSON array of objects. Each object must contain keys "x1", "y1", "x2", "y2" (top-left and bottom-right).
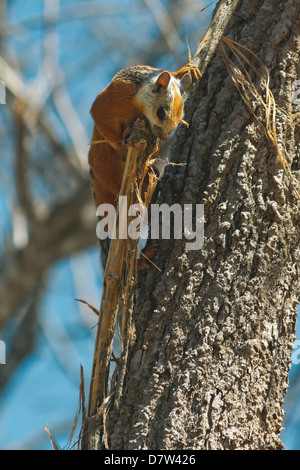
[{"x1": 88, "y1": 62, "x2": 200, "y2": 269}]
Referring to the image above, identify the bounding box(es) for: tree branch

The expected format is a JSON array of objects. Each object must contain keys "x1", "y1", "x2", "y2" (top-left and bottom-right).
[
  {"x1": 0, "y1": 183, "x2": 96, "y2": 329},
  {"x1": 192, "y1": 0, "x2": 240, "y2": 75},
  {"x1": 0, "y1": 56, "x2": 86, "y2": 176}
]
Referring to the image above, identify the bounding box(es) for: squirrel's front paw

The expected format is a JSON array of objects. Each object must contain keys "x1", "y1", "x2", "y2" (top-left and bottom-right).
[{"x1": 185, "y1": 62, "x2": 201, "y2": 81}]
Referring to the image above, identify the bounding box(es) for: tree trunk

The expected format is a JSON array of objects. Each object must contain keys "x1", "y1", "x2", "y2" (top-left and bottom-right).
[{"x1": 87, "y1": 0, "x2": 300, "y2": 450}]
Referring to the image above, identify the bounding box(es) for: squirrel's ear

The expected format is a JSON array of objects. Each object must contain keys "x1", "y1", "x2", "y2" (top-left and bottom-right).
[
  {"x1": 153, "y1": 71, "x2": 171, "y2": 92},
  {"x1": 180, "y1": 73, "x2": 192, "y2": 91},
  {"x1": 90, "y1": 94, "x2": 102, "y2": 127}
]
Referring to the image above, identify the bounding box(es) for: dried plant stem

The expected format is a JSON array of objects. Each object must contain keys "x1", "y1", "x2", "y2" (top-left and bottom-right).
[
  {"x1": 113, "y1": 157, "x2": 159, "y2": 409},
  {"x1": 221, "y1": 36, "x2": 300, "y2": 198},
  {"x1": 86, "y1": 119, "x2": 157, "y2": 437}
]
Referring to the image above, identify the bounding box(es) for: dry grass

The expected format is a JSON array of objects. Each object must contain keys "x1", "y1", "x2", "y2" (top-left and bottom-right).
[
  {"x1": 221, "y1": 36, "x2": 300, "y2": 199},
  {"x1": 45, "y1": 365, "x2": 87, "y2": 450},
  {"x1": 45, "y1": 425, "x2": 60, "y2": 450}
]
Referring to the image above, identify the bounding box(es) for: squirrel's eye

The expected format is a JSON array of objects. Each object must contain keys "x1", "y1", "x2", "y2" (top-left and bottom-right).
[{"x1": 156, "y1": 107, "x2": 166, "y2": 120}]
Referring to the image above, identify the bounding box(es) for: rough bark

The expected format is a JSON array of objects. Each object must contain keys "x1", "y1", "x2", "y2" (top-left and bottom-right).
[{"x1": 95, "y1": 0, "x2": 300, "y2": 450}]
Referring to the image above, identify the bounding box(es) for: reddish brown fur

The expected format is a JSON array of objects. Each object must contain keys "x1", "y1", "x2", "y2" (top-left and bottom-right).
[
  {"x1": 170, "y1": 84, "x2": 183, "y2": 129},
  {"x1": 89, "y1": 63, "x2": 200, "y2": 209},
  {"x1": 89, "y1": 79, "x2": 144, "y2": 207}
]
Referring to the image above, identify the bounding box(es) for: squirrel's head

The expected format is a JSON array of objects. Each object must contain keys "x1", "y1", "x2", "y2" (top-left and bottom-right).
[{"x1": 135, "y1": 71, "x2": 192, "y2": 141}]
